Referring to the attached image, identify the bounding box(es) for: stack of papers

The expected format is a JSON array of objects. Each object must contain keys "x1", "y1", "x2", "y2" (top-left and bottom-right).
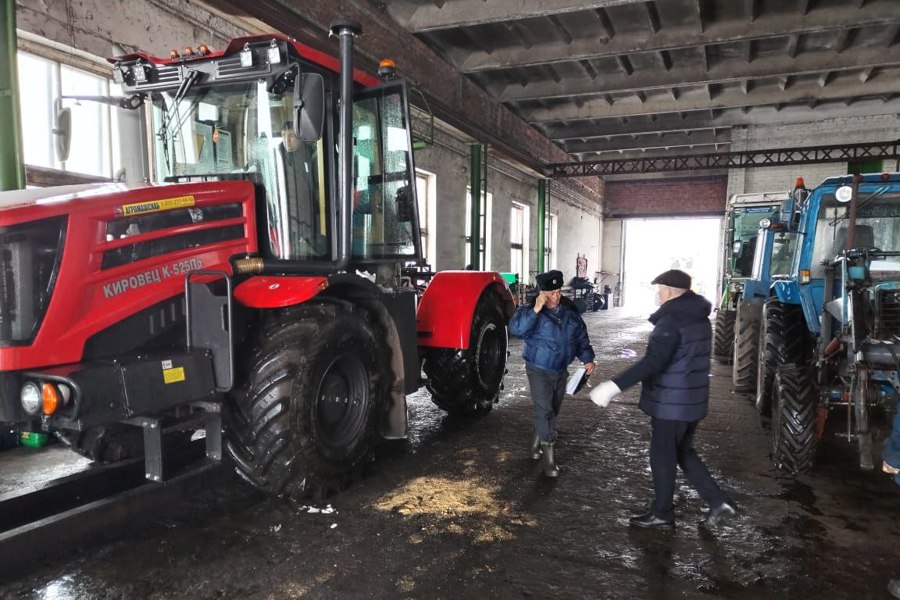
[{"x1": 566, "y1": 367, "x2": 587, "y2": 395}]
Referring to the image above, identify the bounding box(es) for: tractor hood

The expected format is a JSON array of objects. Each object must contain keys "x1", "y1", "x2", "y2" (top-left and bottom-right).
[
  {"x1": 0, "y1": 182, "x2": 150, "y2": 221},
  {"x1": 0, "y1": 180, "x2": 254, "y2": 226}
]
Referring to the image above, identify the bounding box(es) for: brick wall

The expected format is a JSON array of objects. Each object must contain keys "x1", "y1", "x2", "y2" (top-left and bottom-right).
[{"x1": 603, "y1": 176, "x2": 727, "y2": 219}]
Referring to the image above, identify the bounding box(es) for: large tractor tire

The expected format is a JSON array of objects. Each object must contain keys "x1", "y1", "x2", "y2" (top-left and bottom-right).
[
  {"x1": 713, "y1": 309, "x2": 736, "y2": 365},
  {"x1": 225, "y1": 302, "x2": 389, "y2": 499},
  {"x1": 772, "y1": 364, "x2": 817, "y2": 474},
  {"x1": 424, "y1": 291, "x2": 508, "y2": 415},
  {"x1": 732, "y1": 300, "x2": 762, "y2": 392},
  {"x1": 56, "y1": 425, "x2": 144, "y2": 463},
  {"x1": 755, "y1": 298, "x2": 807, "y2": 416}
]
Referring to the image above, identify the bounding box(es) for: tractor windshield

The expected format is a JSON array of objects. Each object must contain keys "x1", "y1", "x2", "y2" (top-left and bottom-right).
[
  {"x1": 151, "y1": 79, "x2": 330, "y2": 260},
  {"x1": 811, "y1": 187, "x2": 900, "y2": 277}
]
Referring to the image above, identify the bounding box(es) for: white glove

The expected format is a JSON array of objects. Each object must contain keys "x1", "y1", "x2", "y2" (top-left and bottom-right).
[{"x1": 590, "y1": 380, "x2": 621, "y2": 408}]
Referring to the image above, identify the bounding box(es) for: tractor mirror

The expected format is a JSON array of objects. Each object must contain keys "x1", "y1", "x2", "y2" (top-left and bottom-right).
[
  {"x1": 53, "y1": 103, "x2": 72, "y2": 163},
  {"x1": 293, "y1": 72, "x2": 325, "y2": 142}
]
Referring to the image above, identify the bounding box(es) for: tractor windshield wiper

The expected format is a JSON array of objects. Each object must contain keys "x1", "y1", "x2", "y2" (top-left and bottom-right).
[{"x1": 156, "y1": 68, "x2": 201, "y2": 175}]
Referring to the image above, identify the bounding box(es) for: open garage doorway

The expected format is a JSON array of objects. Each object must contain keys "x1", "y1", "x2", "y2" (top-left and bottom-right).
[{"x1": 621, "y1": 217, "x2": 722, "y2": 315}]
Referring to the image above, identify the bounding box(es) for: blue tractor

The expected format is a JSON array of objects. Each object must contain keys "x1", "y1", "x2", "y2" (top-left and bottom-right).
[
  {"x1": 729, "y1": 181, "x2": 807, "y2": 395},
  {"x1": 713, "y1": 192, "x2": 785, "y2": 366},
  {"x1": 731, "y1": 192, "x2": 808, "y2": 396},
  {"x1": 761, "y1": 173, "x2": 900, "y2": 474}
]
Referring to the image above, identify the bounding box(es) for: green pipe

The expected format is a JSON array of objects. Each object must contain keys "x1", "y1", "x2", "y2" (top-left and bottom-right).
[
  {"x1": 537, "y1": 179, "x2": 547, "y2": 273},
  {"x1": 0, "y1": 0, "x2": 25, "y2": 191},
  {"x1": 481, "y1": 143, "x2": 487, "y2": 270},
  {"x1": 469, "y1": 144, "x2": 482, "y2": 269}
]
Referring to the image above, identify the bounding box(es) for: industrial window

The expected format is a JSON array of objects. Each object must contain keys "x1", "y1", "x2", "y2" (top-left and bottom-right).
[
  {"x1": 545, "y1": 213, "x2": 558, "y2": 272},
  {"x1": 416, "y1": 169, "x2": 437, "y2": 269},
  {"x1": 464, "y1": 189, "x2": 492, "y2": 270},
  {"x1": 17, "y1": 51, "x2": 121, "y2": 179},
  {"x1": 510, "y1": 202, "x2": 529, "y2": 284}
]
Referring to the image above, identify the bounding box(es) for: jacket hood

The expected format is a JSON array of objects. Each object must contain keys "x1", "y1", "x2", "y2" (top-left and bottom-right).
[{"x1": 649, "y1": 290, "x2": 711, "y2": 324}]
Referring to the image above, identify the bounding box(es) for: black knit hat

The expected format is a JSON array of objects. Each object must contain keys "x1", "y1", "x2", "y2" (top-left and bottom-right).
[
  {"x1": 651, "y1": 269, "x2": 691, "y2": 289},
  {"x1": 536, "y1": 270, "x2": 564, "y2": 291}
]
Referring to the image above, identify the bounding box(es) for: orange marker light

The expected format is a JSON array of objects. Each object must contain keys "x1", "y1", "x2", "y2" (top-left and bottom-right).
[
  {"x1": 184, "y1": 46, "x2": 194, "y2": 56},
  {"x1": 198, "y1": 44, "x2": 210, "y2": 56},
  {"x1": 169, "y1": 49, "x2": 179, "y2": 59},
  {"x1": 378, "y1": 58, "x2": 397, "y2": 78},
  {"x1": 41, "y1": 383, "x2": 60, "y2": 415},
  {"x1": 795, "y1": 177, "x2": 805, "y2": 188}
]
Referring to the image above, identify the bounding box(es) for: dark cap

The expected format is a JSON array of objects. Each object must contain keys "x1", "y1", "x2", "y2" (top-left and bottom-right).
[
  {"x1": 536, "y1": 269, "x2": 564, "y2": 291},
  {"x1": 651, "y1": 269, "x2": 691, "y2": 289}
]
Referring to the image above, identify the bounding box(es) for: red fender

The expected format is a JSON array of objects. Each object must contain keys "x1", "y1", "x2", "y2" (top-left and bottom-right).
[
  {"x1": 234, "y1": 275, "x2": 327, "y2": 308},
  {"x1": 417, "y1": 271, "x2": 513, "y2": 349}
]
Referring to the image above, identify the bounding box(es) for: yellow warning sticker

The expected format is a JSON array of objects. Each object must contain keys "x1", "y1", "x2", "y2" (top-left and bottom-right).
[
  {"x1": 117, "y1": 195, "x2": 195, "y2": 217},
  {"x1": 163, "y1": 367, "x2": 186, "y2": 384}
]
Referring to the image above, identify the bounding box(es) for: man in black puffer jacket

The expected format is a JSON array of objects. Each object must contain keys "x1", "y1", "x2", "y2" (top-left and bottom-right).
[{"x1": 590, "y1": 269, "x2": 736, "y2": 529}]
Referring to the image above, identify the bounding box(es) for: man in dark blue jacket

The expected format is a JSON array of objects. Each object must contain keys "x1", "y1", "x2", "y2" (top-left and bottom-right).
[
  {"x1": 591, "y1": 269, "x2": 735, "y2": 529},
  {"x1": 510, "y1": 269, "x2": 595, "y2": 477}
]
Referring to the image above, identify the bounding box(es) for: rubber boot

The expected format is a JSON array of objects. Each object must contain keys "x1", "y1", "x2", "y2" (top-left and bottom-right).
[
  {"x1": 541, "y1": 442, "x2": 559, "y2": 477},
  {"x1": 530, "y1": 432, "x2": 542, "y2": 460}
]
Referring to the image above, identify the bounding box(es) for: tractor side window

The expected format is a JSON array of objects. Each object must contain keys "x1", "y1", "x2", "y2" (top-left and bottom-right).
[
  {"x1": 770, "y1": 233, "x2": 798, "y2": 277},
  {"x1": 351, "y1": 87, "x2": 418, "y2": 260}
]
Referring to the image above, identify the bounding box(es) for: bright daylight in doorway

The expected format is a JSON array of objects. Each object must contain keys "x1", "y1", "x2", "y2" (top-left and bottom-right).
[{"x1": 622, "y1": 218, "x2": 722, "y2": 315}]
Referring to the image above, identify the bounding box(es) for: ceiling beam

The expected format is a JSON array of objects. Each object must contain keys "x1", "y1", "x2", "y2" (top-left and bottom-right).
[
  {"x1": 525, "y1": 73, "x2": 900, "y2": 122},
  {"x1": 695, "y1": 0, "x2": 714, "y2": 33},
  {"x1": 644, "y1": 1, "x2": 661, "y2": 33},
  {"x1": 746, "y1": 0, "x2": 760, "y2": 22},
  {"x1": 459, "y1": 0, "x2": 899, "y2": 73},
  {"x1": 396, "y1": 0, "x2": 647, "y2": 33},
  {"x1": 594, "y1": 7, "x2": 617, "y2": 39},
  {"x1": 551, "y1": 140, "x2": 900, "y2": 178},
  {"x1": 543, "y1": 96, "x2": 900, "y2": 139},
  {"x1": 564, "y1": 129, "x2": 731, "y2": 154},
  {"x1": 498, "y1": 45, "x2": 900, "y2": 102}
]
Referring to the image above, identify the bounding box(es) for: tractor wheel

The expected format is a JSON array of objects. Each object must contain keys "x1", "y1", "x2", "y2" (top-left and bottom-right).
[
  {"x1": 424, "y1": 291, "x2": 508, "y2": 415},
  {"x1": 713, "y1": 309, "x2": 736, "y2": 365},
  {"x1": 573, "y1": 298, "x2": 588, "y2": 314},
  {"x1": 56, "y1": 425, "x2": 144, "y2": 463},
  {"x1": 732, "y1": 300, "x2": 761, "y2": 392},
  {"x1": 755, "y1": 298, "x2": 807, "y2": 416},
  {"x1": 225, "y1": 302, "x2": 389, "y2": 499},
  {"x1": 772, "y1": 364, "x2": 817, "y2": 474}
]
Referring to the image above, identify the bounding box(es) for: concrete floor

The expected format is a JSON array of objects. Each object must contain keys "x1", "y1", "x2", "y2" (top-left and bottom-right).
[{"x1": 1, "y1": 308, "x2": 899, "y2": 599}]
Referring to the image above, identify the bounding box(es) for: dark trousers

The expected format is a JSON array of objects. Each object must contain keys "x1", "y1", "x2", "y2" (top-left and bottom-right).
[
  {"x1": 526, "y1": 365, "x2": 567, "y2": 443},
  {"x1": 650, "y1": 417, "x2": 728, "y2": 521}
]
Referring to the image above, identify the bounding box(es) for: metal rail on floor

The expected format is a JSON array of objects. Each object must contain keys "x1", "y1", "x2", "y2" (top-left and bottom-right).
[{"x1": 0, "y1": 442, "x2": 229, "y2": 579}]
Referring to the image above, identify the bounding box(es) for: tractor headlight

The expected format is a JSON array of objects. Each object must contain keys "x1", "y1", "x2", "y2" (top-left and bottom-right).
[
  {"x1": 759, "y1": 218, "x2": 772, "y2": 229},
  {"x1": 20, "y1": 382, "x2": 41, "y2": 416}
]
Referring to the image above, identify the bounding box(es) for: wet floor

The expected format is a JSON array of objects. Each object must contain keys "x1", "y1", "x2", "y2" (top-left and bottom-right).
[{"x1": 2, "y1": 309, "x2": 900, "y2": 599}]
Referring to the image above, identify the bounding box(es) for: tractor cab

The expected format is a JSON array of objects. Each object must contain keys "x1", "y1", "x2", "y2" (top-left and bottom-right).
[{"x1": 113, "y1": 33, "x2": 421, "y2": 284}]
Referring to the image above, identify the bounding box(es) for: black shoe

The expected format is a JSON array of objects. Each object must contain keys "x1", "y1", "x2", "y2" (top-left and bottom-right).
[
  {"x1": 704, "y1": 501, "x2": 737, "y2": 527},
  {"x1": 888, "y1": 578, "x2": 900, "y2": 600},
  {"x1": 628, "y1": 512, "x2": 674, "y2": 529}
]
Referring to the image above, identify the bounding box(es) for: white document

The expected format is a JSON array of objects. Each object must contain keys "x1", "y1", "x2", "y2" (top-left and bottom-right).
[{"x1": 566, "y1": 366, "x2": 586, "y2": 395}]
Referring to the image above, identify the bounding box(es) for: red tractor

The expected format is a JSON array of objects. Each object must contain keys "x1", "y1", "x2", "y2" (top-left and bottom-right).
[{"x1": 0, "y1": 20, "x2": 514, "y2": 497}]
